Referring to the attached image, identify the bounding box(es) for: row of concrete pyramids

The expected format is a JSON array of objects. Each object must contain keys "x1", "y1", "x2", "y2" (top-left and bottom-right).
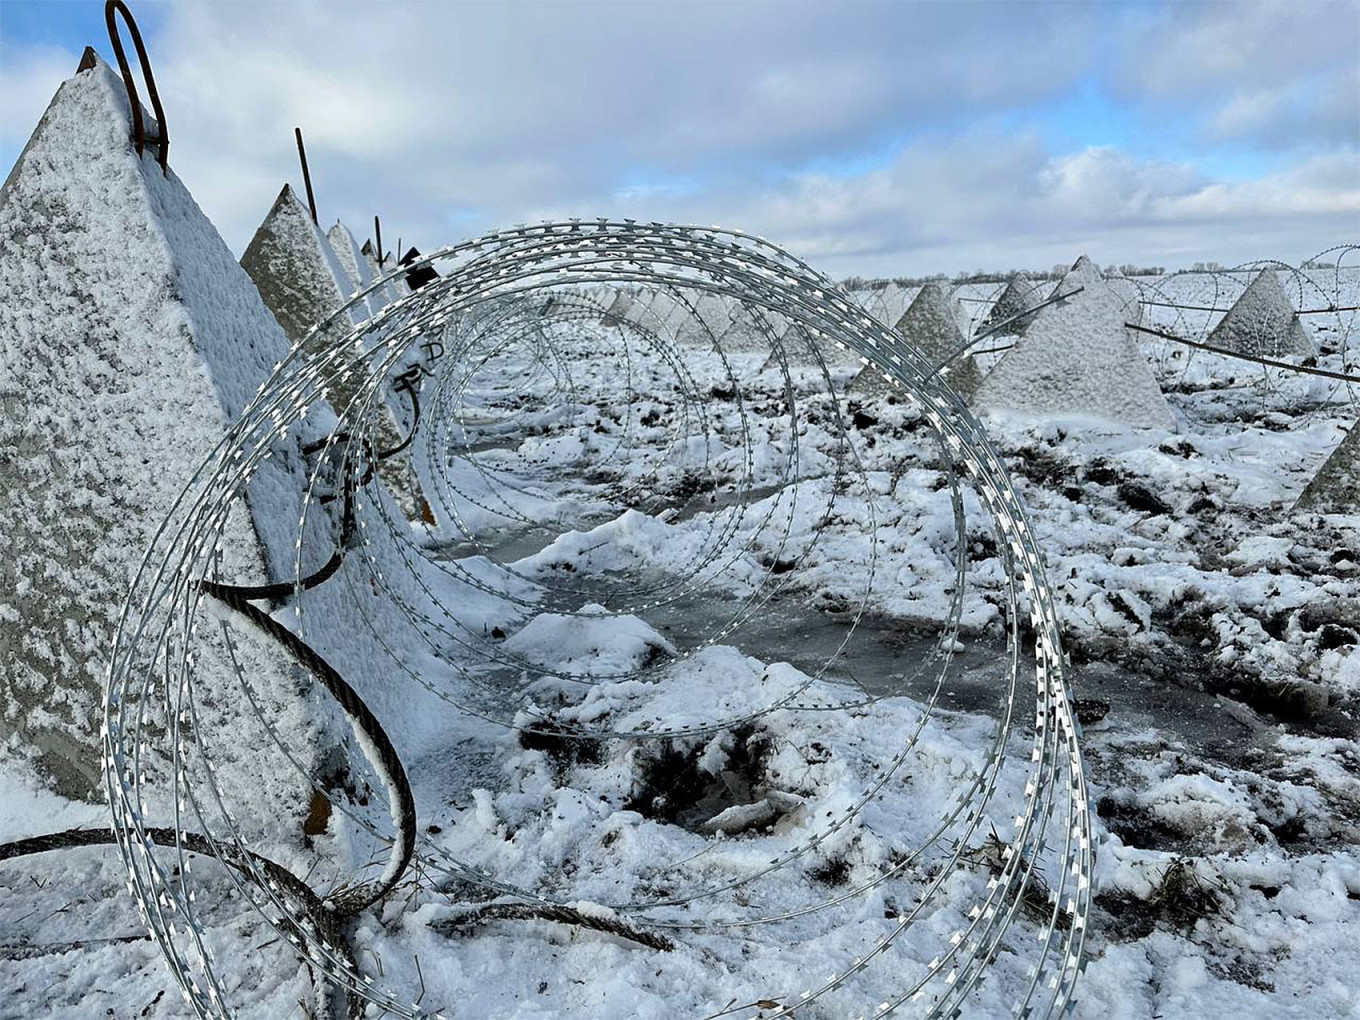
[
  {"x1": 0, "y1": 55, "x2": 435, "y2": 799},
  {"x1": 555, "y1": 259, "x2": 1340, "y2": 516},
  {"x1": 237, "y1": 182, "x2": 432, "y2": 519},
  {"x1": 849, "y1": 256, "x2": 1317, "y2": 405}
]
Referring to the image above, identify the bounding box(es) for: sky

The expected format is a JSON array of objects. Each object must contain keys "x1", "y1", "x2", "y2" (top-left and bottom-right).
[{"x1": 1, "y1": 0, "x2": 1357, "y2": 279}]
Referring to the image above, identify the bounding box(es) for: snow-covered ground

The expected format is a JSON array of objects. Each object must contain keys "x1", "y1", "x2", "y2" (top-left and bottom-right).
[{"x1": 3, "y1": 264, "x2": 1358, "y2": 1019}]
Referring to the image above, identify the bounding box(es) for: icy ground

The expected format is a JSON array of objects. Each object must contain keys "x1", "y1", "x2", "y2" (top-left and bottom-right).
[{"x1": 3, "y1": 269, "x2": 1359, "y2": 1019}]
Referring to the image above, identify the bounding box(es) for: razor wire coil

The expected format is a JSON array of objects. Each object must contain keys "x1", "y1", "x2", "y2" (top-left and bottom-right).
[{"x1": 94, "y1": 220, "x2": 1093, "y2": 1020}]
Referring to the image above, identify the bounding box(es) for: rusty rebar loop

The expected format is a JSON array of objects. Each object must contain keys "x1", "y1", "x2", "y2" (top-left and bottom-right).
[{"x1": 105, "y1": 0, "x2": 168, "y2": 174}]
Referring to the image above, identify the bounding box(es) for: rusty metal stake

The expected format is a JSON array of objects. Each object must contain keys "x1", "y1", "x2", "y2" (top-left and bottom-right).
[{"x1": 295, "y1": 127, "x2": 318, "y2": 225}]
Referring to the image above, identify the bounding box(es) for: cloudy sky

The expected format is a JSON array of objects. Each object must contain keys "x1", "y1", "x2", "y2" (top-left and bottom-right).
[{"x1": 2, "y1": 0, "x2": 1356, "y2": 278}]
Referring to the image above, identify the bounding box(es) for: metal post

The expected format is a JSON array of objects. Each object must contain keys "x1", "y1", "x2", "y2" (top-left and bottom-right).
[
  {"x1": 294, "y1": 127, "x2": 317, "y2": 225},
  {"x1": 374, "y1": 216, "x2": 384, "y2": 268}
]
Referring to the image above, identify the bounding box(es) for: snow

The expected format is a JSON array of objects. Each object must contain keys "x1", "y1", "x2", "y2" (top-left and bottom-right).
[{"x1": 975, "y1": 255, "x2": 1177, "y2": 430}]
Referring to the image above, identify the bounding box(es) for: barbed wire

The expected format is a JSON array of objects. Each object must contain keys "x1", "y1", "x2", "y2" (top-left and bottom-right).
[{"x1": 96, "y1": 220, "x2": 1092, "y2": 1019}]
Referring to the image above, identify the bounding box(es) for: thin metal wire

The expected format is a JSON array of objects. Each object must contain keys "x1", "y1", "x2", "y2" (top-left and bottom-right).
[{"x1": 104, "y1": 220, "x2": 1092, "y2": 1020}]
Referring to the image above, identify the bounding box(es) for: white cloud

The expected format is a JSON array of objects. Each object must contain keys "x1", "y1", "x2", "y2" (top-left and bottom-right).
[
  {"x1": 1114, "y1": 0, "x2": 1360, "y2": 150},
  {"x1": 1, "y1": 0, "x2": 1355, "y2": 277},
  {"x1": 1208, "y1": 66, "x2": 1360, "y2": 148},
  {"x1": 1116, "y1": 0, "x2": 1358, "y2": 98}
]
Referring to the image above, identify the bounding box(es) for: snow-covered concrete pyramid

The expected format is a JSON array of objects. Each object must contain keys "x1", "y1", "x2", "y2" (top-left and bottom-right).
[
  {"x1": 721, "y1": 301, "x2": 773, "y2": 353},
  {"x1": 850, "y1": 281, "x2": 980, "y2": 399},
  {"x1": 600, "y1": 289, "x2": 633, "y2": 325},
  {"x1": 974, "y1": 256, "x2": 1176, "y2": 430},
  {"x1": 361, "y1": 238, "x2": 410, "y2": 308},
  {"x1": 241, "y1": 185, "x2": 362, "y2": 345},
  {"x1": 676, "y1": 291, "x2": 734, "y2": 347},
  {"x1": 1207, "y1": 268, "x2": 1314, "y2": 358},
  {"x1": 329, "y1": 220, "x2": 405, "y2": 314},
  {"x1": 0, "y1": 58, "x2": 321, "y2": 799},
  {"x1": 243, "y1": 195, "x2": 427, "y2": 518},
  {"x1": 1294, "y1": 422, "x2": 1360, "y2": 513},
  {"x1": 1105, "y1": 267, "x2": 1144, "y2": 325},
  {"x1": 982, "y1": 274, "x2": 1041, "y2": 335}
]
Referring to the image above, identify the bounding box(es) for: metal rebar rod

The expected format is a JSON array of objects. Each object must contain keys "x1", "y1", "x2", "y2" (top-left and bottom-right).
[
  {"x1": 1142, "y1": 299, "x2": 1360, "y2": 314},
  {"x1": 295, "y1": 127, "x2": 318, "y2": 225},
  {"x1": 1126, "y1": 321, "x2": 1360, "y2": 383}
]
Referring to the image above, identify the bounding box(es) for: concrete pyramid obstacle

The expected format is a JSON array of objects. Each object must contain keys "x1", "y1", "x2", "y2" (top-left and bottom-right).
[
  {"x1": 1207, "y1": 268, "x2": 1314, "y2": 358},
  {"x1": 242, "y1": 184, "x2": 362, "y2": 345},
  {"x1": 656, "y1": 291, "x2": 693, "y2": 339},
  {"x1": 0, "y1": 58, "x2": 321, "y2": 799},
  {"x1": 982, "y1": 274, "x2": 1041, "y2": 335},
  {"x1": 676, "y1": 291, "x2": 733, "y2": 347},
  {"x1": 243, "y1": 192, "x2": 427, "y2": 519},
  {"x1": 328, "y1": 220, "x2": 396, "y2": 317},
  {"x1": 1105, "y1": 266, "x2": 1144, "y2": 325},
  {"x1": 721, "y1": 300, "x2": 773, "y2": 353},
  {"x1": 1294, "y1": 422, "x2": 1360, "y2": 513},
  {"x1": 850, "y1": 281, "x2": 980, "y2": 399},
  {"x1": 360, "y1": 237, "x2": 407, "y2": 307},
  {"x1": 327, "y1": 220, "x2": 366, "y2": 292},
  {"x1": 600, "y1": 289, "x2": 633, "y2": 325},
  {"x1": 974, "y1": 256, "x2": 1176, "y2": 430}
]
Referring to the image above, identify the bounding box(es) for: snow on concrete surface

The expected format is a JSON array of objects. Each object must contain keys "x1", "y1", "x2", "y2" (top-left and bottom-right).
[
  {"x1": 240, "y1": 183, "x2": 360, "y2": 349},
  {"x1": 851, "y1": 280, "x2": 980, "y2": 399},
  {"x1": 0, "y1": 58, "x2": 322, "y2": 803},
  {"x1": 975, "y1": 255, "x2": 1176, "y2": 430},
  {"x1": 982, "y1": 273, "x2": 1042, "y2": 334},
  {"x1": 1295, "y1": 417, "x2": 1360, "y2": 513},
  {"x1": 1207, "y1": 267, "x2": 1315, "y2": 359}
]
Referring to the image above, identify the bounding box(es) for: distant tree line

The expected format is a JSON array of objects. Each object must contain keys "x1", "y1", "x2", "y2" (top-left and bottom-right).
[{"x1": 840, "y1": 263, "x2": 1167, "y2": 290}]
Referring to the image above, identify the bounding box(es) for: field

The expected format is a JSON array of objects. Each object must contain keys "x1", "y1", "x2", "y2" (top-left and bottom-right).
[{"x1": 3, "y1": 253, "x2": 1358, "y2": 1020}]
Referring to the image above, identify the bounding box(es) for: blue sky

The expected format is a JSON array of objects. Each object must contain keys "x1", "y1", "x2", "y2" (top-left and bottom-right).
[{"x1": 2, "y1": 0, "x2": 1355, "y2": 277}]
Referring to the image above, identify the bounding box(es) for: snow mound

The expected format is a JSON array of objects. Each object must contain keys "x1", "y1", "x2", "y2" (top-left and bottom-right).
[
  {"x1": 0, "y1": 58, "x2": 318, "y2": 800},
  {"x1": 504, "y1": 603, "x2": 677, "y2": 677},
  {"x1": 974, "y1": 255, "x2": 1176, "y2": 430},
  {"x1": 1207, "y1": 268, "x2": 1314, "y2": 359}
]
